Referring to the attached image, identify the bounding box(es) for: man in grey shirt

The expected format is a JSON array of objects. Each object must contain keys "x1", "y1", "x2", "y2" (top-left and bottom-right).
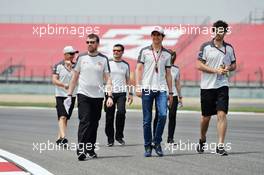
[
  {"x1": 196, "y1": 20, "x2": 236, "y2": 156},
  {"x1": 66, "y1": 34, "x2": 113, "y2": 161},
  {"x1": 105, "y1": 44, "x2": 133, "y2": 147},
  {"x1": 52, "y1": 46, "x2": 78, "y2": 146},
  {"x1": 136, "y1": 26, "x2": 173, "y2": 157}
]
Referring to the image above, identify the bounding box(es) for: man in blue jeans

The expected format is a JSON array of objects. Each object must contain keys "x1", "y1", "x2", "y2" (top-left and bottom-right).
[{"x1": 135, "y1": 26, "x2": 173, "y2": 157}]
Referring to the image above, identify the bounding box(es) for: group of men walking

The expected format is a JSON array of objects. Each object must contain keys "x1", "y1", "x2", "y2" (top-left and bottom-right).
[{"x1": 52, "y1": 20, "x2": 236, "y2": 160}]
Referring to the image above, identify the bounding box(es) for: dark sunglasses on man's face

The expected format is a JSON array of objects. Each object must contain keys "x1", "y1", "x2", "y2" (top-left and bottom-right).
[
  {"x1": 68, "y1": 53, "x2": 75, "y2": 56},
  {"x1": 113, "y1": 50, "x2": 122, "y2": 52},
  {"x1": 86, "y1": 41, "x2": 96, "y2": 44}
]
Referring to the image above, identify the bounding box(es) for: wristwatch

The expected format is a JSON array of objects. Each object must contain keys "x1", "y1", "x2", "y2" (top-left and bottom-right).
[{"x1": 108, "y1": 95, "x2": 113, "y2": 99}]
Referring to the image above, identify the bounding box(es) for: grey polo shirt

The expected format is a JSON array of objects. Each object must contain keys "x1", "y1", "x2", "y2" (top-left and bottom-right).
[
  {"x1": 74, "y1": 52, "x2": 111, "y2": 98},
  {"x1": 109, "y1": 59, "x2": 130, "y2": 93},
  {"x1": 198, "y1": 40, "x2": 236, "y2": 89},
  {"x1": 137, "y1": 45, "x2": 171, "y2": 91},
  {"x1": 52, "y1": 60, "x2": 76, "y2": 97}
]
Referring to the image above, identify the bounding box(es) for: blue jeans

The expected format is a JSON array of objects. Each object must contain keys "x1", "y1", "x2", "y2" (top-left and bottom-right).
[{"x1": 142, "y1": 89, "x2": 168, "y2": 147}]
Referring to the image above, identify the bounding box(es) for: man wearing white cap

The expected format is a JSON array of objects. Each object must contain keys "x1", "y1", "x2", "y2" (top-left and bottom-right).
[
  {"x1": 135, "y1": 26, "x2": 173, "y2": 157},
  {"x1": 52, "y1": 46, "x2": 78, "y2": 146}
]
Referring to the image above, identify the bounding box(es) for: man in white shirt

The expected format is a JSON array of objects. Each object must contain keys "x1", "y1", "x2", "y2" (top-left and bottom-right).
[
  {"x1": 52, "y1": 46, "x2": 78, "y2": 146},
  {"x1": 66, "y1": 34, "x2": 113, "y2": 161},
  {"x1": 105, "y1": 44, "x2": 133, "y2": 147},
  {"x1": 136, "y1": 26, "x2": 173, "y2": 157},
  {"x1": 196, "y1": 20, "x2": 236, "y2": 156}
]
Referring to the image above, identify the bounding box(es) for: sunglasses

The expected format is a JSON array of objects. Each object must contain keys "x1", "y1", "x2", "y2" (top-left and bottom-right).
[
  {"x1": 113, "y1": 50, "x2": 123, "y2": 52},
  {"x1": 67, "y1": 52, "x2": 76, "y2": 55},
  {"x1": 152, "y1": 33, "x2": 162, "y2": 36},
  {"x1": 86, "y1": 41, "x2": 96, "y2": 44}
]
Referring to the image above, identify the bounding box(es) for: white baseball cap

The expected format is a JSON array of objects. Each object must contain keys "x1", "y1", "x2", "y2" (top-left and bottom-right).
[
  {"x1": 151, "y1": 26, "x2": 165, "y2": 36},
  {"x1": 63, "y1": 46, "x2": 79, "y2": 54}
]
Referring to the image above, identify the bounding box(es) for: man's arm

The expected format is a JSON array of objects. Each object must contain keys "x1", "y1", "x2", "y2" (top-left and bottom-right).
[
  {"x1": 126, "y1": 75, "x2": 133, "y2": 105},
  {"x1": 135, "y1": 63, "x2": 143, "y2": 97},
  {"x1": 52, "y1": 74, "x2": 69, "y2": 89},
  {"x1": 166, "y1": 68, "x2": 172, "y2": 93},
  {"x1": 176, "y1": 78, "x2": 182, "y2": 98},
  {"x1": 196, "y1": 60, "x2": 227, "y2": 75},
  {"x1": 67, "y1": 70, "x2": 79, "y2": 95},
  {"x1": 104, "y1": 73, "x2": 113, "y2": 107},
  {"x1": 226, "y1": 63, "x2": 236, "y2": 71},
  {"x1": 166, "y1": 68, "x2": 173, "y2": 107},
  {"x1": 104, "y1": 73, "x2": 112, "y2": 97}
]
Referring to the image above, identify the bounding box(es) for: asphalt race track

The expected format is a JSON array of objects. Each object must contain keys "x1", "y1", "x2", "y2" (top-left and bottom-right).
[{"x1": 0, "y1": 107, "x2": 263, "y2": 175}]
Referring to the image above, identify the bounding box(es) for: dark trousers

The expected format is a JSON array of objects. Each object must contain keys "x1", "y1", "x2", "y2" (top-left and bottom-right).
[
  {"x1": 153, "y1": 96, "x2": 178, "y2": 141},
  {"x1": 104, "y1": 92, "x2": 126, "y2": 143},
  {"x1": 77, "y1": 94, "x2": 103, "y2": 155}
]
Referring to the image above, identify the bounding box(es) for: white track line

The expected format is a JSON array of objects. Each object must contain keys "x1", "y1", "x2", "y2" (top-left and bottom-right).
[
  {"x1": 0, "y1": 157, "x2": 7, "y2": 162},
  {"x1": 0, "y1": 149, "x2": 53, "y2": 175},
  {"x1": 0, "y1": 106, "x2": 263, "y2": 116},
  {"x1": 0, "y1": 172, "x2": 30, "y2": 175}
]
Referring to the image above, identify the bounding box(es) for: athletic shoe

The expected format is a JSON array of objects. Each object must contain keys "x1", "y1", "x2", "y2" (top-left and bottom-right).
[
  {"x1": 167, "y1": 138, "x2": 175, "y2": 144},
  {"x1": 144, "y1": 146, "x2": 152, "y2": 157},
  {"x1": 60, "y1": 138, "x2": 68, "y2": 147},
  {"x1": 196, "y1": 139, "x2": 206, "y2": 153},
  {"x1": 78, "y1": 152, "x2": 97, "y2": 161},
  {"x1": 153, "y1": 144, "x2": 163, "y2": 157},
  {"x1": 56, "y1": 138, "x2": 62, "y2": 145},
  {"x1": 78, "y1": 153, "x2": 87, "y2": 161},
  {"x1": 87, "y1": 152, "x2": 98, "y2": 159},
  {"x1": 116, "y1": 139, "x2": 125, "y2": 146},
  {"x1": 106, "y1": 142, "x2": 114, "y2": 147},
  {"x1": 216, "y1": 146, "x2": 228, "y2": 156}
]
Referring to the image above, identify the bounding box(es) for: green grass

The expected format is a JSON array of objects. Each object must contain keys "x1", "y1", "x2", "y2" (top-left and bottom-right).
[{"x1": 0, "y1": 101, "x2": 263, "y2": 113}]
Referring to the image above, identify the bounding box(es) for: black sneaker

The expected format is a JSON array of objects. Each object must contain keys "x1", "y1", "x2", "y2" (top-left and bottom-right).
[
  {"x1": 78, "y1": 153, "x2": 87, "y2": 161},
  {"x1": 153, "y1": 144, "x2": 163, "y2": 157},
  {"x1": 116, "y1": 139, "x2": 125, "y2": 146},
  {"x1": 106, "y1": 142, "x2": 114, "y2": 147},
  {"x1": 144, "y1": 146, "x2": 152, "y2": 157},
  {"x1": 78, "y1": 152, "x2": 97, "y2": 161},
  {"x1": 196, "y1": 139, "x2": 206, "y2": 153},
  {"x1": 167, "y1": 138, "x2": 175, "y2": 144},
  {"x1": 87, "y1": 152, "x2": 98, "y2": 159},
  {"x1": 216, "y1": 146, "x2": 228, "y2": 156},
  {"x1": 60, "y1": 138, "x2": 69, "y2": 147},
  {"x1": 56, "y1": 138, "x2": 63, "y2": 145}
]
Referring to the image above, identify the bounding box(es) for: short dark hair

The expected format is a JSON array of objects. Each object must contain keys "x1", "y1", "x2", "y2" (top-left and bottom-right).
[
  {"x1": 212, "y1": 20, "x2": 229, "y2": 33},
  {"x1": 113, "y1": 44, "x2": 125, "y2": 51},
  {"x1": 87, "y1": 33, "x2": 100, "y2": 43}
]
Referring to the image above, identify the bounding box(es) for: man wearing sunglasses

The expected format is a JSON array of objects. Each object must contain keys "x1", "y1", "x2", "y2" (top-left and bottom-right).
[
  {"x1": 66, "y1": 34, "x2": 113, "y2": 161},
  {"x1": 52, "y1": 46, "x2": 78, "y2": 147},
  {"x1": 104, "y1": 44, "x2": 133, "y2": 147},
  {"x1": 136, "y1": 26, "x2": 173, "y2": 157}
]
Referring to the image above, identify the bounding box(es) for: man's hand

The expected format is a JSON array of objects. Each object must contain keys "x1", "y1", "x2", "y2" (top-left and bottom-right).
[
  {"x1": 106, "y1": 97, "x2": 113, "y2": 107},
  {"x1": 168, "y1": 94, "x2": 173, "y2": 108},
  {"x1": 215, "y1": 67, "x2": 229, "y2": 75},
  {"x1": 64, "y1": 84, "x2": 69, "y2": 90},
  {"x1": 136, "y1": 91, "x2": 142, "y2": 98},
  {"x1": 127, "y1": 94, "x2": 133, "y2": 105},
  {"x1": 178, "y1": 97, "x2": 183, "y2": 108},
  {"x1": 63, "y1": 96, "x2": 72, "y2": 114}
]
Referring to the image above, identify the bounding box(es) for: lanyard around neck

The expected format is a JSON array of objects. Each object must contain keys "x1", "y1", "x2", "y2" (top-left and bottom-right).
[{"x1": 152, "y1": 49, "x2": 162, "y2": 64}]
